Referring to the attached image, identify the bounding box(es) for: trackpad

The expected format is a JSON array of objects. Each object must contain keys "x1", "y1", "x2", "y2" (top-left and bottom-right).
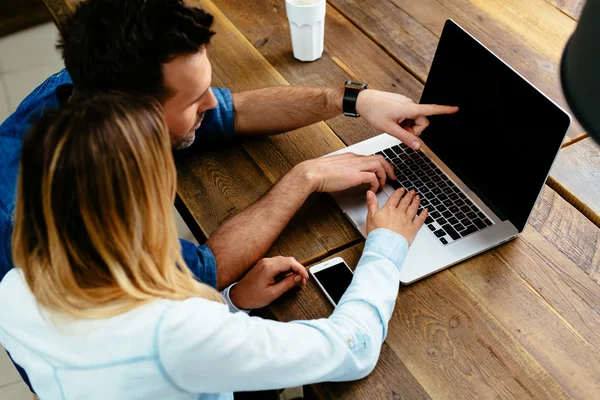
[
  {"x1": 333, "y1": 182, "x2": 373, "y2": 197},
  {"x1": 334, "y1": 189, "x2": 389, "y2": 236}
]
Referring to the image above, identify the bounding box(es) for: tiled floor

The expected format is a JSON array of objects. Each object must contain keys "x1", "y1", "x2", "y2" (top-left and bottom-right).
[{"x1": 0, "y1": 22, "x2": 198, "y2": 399}]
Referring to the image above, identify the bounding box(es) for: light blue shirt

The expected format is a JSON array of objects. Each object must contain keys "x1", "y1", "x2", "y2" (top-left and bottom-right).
[{"x1": 0, "y1": 229, "x2": 408, "y2": 399}]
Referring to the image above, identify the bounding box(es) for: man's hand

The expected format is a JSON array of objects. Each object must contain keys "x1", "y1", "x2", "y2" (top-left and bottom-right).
[
  {"x1": 229, "y1": 257, "x2": 309, "y2": 309},
  {"x1": 356, "y1": 89, "x2": 459, "y2": 150},
  {"x1": 294, "y1": 152, "x2": 396, "y2": 193}
]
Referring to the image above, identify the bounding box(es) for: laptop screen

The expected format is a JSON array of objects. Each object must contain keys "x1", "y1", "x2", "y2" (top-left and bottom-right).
[{"x1": 419, "y1": 20, "x2": 571, "y2": 232}]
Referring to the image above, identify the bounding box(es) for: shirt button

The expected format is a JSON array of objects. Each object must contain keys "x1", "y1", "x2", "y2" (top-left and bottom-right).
[{"x1": 347, "y1": 337, "x2": 353, "y2": 344}]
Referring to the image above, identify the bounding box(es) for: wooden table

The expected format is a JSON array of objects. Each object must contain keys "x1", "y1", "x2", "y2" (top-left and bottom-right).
[{"x1": 174, "y1": 0, "x2": 600, "y2": 398}]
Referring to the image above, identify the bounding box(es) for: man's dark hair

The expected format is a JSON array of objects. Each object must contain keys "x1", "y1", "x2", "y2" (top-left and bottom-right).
[{"x1": 57, "y1": 0, "x2": 215, "y2": 99}]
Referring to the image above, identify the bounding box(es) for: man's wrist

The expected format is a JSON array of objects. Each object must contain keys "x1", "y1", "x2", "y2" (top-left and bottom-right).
[
  {"x1": 286, "y1": 162, "x2": 319, "y2": 194},
  {"x1": 325, "y1": 87, "x2": 344, "y2": 116},
  {"x1": 354, "y1": 88, "x2": 370, "y2": 117}
]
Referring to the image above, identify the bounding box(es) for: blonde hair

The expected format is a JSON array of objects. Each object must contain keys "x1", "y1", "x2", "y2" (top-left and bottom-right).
[{"x1": 12, "y1": 93, "x2": 222, "y2": 318}]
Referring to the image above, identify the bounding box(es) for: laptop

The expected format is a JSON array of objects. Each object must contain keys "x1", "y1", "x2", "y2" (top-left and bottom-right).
[{"x1": 328, "y1": 20, "x2": 572, "y2": 284}]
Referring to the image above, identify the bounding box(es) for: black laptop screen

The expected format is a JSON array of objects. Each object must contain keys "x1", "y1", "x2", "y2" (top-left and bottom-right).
[{"x1": 419, "y1": 20, "x2": 571, "y2": 232}]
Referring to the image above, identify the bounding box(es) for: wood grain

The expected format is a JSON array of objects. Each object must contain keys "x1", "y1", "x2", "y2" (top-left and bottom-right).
[
  {"x1": 548, "y1": 138, "x2": 600, "y2": 228},
  {"x1": 328, "y1": 0, "x2": 584, "y2": 143},
  {"x1": 528, "y1": 184, "x2": 600, "y2": 283},
  {"x1": 504, "y1": 226, "x2": 600, "y2": 352},
  {"x1": 544, "y1": 0, "x2": 587, "y2": 19},
  {"x1": 388, "y1": 270, "x2": 571, "y2": 399},
  {"x1": 467, "y1": 0, "x2": 576, "y2": 63},
  {"x1": 451, "y1": 250, "x2": 600, "y2": 398}
]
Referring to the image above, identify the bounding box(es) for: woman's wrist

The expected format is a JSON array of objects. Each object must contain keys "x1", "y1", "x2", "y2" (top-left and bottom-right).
[
  {"x1": 221, "y1": 283, "x2": 251, "y2": 314},
  {"x1": 364, "y1": 229, "x2": 410, "y2": 268}
]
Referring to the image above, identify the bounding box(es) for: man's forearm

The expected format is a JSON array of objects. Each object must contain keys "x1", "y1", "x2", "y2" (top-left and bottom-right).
[
  {"x1": 232, "y1": 87, "x2": 344, "y2": 135},
  {"x1": 207, "y1": 165, "x2": 314, "y2": 289}
]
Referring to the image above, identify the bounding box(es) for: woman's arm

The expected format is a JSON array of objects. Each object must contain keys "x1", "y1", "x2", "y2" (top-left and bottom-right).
[{"x1": 157, "y1": 229, "x2": 408, "y2": 394}]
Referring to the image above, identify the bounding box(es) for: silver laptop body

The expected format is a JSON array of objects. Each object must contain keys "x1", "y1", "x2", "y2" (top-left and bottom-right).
[{"x1": 327, "y1": 20, "x2": 571, "y2": 284}]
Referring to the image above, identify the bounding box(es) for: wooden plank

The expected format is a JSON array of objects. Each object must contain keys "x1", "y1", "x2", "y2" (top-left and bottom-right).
[
  {"x1": 328, "y1": 0, "x2": 584, "y2": 142},
  {"x1": 175, "y1": 1, "x2": 361, "y2": 265},
  {"x1": 443, "y1": 186, "x2": 600, "y2": 397},
  {"x1": 451, "y1": 249, "x2": 600, "y2": 398},
  {"x1": 544, "y1": 0, "x2": 586, "y2": 20},
  {"x1": 388, "y1": 271, "x2": 571, "y2": 399},
  {"x1": 466, "y1": 0, "x2": 576, "y2": 63},
  {"x1": 528, "y1": 184, "x2": 600, "y2": 284},
  {"x1": 548, "y1": 138, "x2": 600, "y2": 228},
  {"x1": 506, "y1": 225, "x2": 600, "y2": 352},
  {"x1": 211, "y1": 0, "x2": 424, "y2": 146}
]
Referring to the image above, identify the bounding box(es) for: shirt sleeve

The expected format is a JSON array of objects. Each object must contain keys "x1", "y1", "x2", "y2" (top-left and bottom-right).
[
  {"x1": 179, "y1": 239, "x2": 218, "y2": 289},
  {"x1": 195, "y1": 88, "x2": 235, "y2": 141},
  {"x1": 220, "y1": 283, "x2": 250, "y2": 314},
  {"x1": 158, "y1": 229, "x2": 408, "y2": 394}
]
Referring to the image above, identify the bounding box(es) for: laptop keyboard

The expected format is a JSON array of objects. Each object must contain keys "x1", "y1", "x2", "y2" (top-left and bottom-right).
[{"x1": 376, "y1": 143, "x2": 493, "y2": 245}]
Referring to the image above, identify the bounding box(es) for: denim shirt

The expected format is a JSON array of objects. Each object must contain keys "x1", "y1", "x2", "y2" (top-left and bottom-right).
[
  {"x1": 0, "y1": 229, "x2": 409, "y2": 399},
  {"x1": 0, "y1": 69, "x2": 235, "y2": 288}
]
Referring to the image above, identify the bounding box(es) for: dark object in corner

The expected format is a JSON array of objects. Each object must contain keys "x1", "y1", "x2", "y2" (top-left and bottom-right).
[{"x1": 561, "y1": 0, "x2": 600, "y2": 144}]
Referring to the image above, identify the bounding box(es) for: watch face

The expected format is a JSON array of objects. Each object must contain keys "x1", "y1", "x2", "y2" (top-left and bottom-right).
[{"x1": 345, "y1": 81, "x2": 368, "y2": 90}]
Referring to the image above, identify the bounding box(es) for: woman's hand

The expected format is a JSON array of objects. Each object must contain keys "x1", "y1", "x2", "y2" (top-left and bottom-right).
[
  {"x1": 365, "y1": 188, "x2": 428, "y2": 244},
  {"x1": 229, "y1": 256, "x2": 309, "y2": 310}
]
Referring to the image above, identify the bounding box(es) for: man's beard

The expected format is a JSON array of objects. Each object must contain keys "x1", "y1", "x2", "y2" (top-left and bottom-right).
[
  {"x1": 174, "y1": 131, "x2": 196, "y2": 150},
  {"x1": 174, "y1": 114, "x2": 203, "y2": 150}
]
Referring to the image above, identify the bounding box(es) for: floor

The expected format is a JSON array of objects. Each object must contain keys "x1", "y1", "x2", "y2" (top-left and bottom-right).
[{"x1": 0, "y1": 22, "x2": 198, "y2": 399}]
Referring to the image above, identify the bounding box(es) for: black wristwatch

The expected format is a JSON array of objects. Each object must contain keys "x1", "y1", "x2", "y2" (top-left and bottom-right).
[{"x1": 343, "y1": 80, "x2": 368, "y2": 117}]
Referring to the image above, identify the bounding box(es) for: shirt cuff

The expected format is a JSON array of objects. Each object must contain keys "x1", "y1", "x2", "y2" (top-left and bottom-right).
[
  {"x1": 220, "y1": 283, "x2": 251, "y2": 314},
  {"x1": 363, "y1": 228, "x2": 409, "y2": 268}
]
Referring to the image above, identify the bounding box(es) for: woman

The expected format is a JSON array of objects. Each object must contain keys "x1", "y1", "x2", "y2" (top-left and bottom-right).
[{"x1": 0, "y1": 93, "x2": 426, "y2": 399}]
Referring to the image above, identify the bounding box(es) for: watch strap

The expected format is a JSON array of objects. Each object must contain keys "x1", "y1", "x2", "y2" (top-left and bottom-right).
[{"x1": 343, "y1": 81, "x2": 368, "y2": 117}]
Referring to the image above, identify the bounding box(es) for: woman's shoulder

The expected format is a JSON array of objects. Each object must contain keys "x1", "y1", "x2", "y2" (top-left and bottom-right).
[
  {"x1": 0, "y1": 269, "x2": 43, "y2": 339},
  {"x1": 0, "y1": 268, "x2": 31, "y2": 304}
]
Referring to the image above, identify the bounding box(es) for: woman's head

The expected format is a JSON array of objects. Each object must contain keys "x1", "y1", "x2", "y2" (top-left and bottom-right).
[{"x1": 12, "y1": 93, "x2": 220, "y2": 318}]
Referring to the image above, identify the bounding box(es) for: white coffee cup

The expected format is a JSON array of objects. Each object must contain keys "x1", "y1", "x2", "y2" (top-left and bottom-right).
[{"x1": 285, "y1": 0, "x2": 326, "y2": 62}]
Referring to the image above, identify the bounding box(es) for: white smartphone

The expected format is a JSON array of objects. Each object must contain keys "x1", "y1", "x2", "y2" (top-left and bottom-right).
[{"x1": 309, "y1": 257, "x2": 354, "y2": 307}]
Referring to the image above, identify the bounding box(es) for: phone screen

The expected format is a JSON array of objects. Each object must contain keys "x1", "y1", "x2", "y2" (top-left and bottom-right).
[{"x1": 313, "y1": 262, "x2": 354, "y2": 305}]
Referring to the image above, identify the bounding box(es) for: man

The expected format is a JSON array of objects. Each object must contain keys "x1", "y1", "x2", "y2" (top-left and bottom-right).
[{"x1": 0, "y1": 0, "x2": 456, "y2": 290}]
